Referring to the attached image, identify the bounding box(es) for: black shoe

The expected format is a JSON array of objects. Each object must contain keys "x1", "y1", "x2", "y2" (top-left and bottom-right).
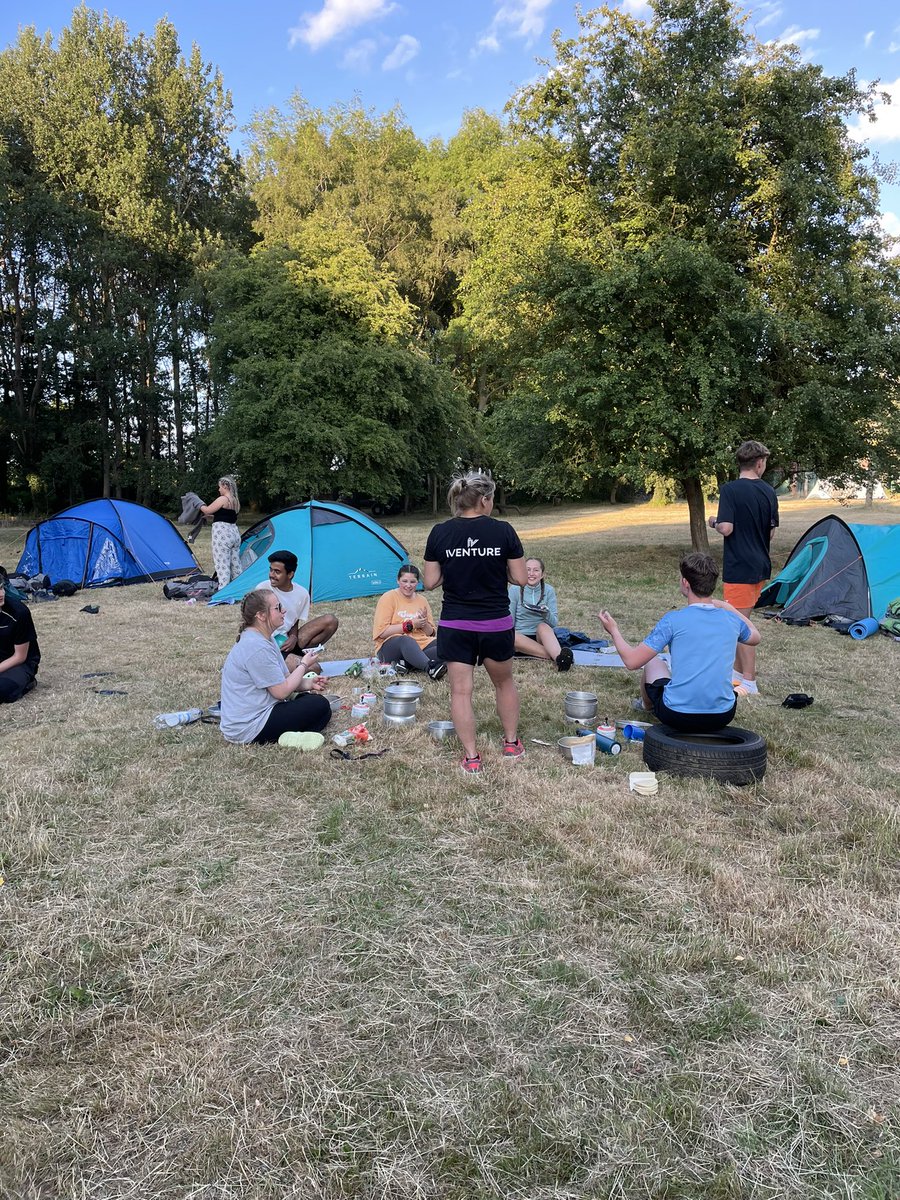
[
  {"x1": 394, "y1": 659, "x2": 409, "y2": 675},
  {"x1": 427, "y1": 659, "x2": 447, "y2": 681},
  {"x1": 555, "y1": 647, "x2": 574, "y2": 672}
]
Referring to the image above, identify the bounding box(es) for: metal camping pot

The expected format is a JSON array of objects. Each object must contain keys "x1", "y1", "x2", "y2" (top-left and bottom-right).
[
  {"x1": 564, "y1": 690, "x2": 598, "y2": 722},
  {"x1": 383, "y1": 682, "x2": 424, "y2": 719}
]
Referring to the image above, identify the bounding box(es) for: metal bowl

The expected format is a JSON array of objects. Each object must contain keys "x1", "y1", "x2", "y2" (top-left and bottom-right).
[
  {"x1": 557, "y1": 734, "x2": 596, "y2": 764},
  {"x1": 384, "y1": 683, "x2": 424, "y2": 701},
  {"x1": 426, "y1": 720, "x2": 456, "y2": 741},
  {"x1": 323, "y1": 693, "x2": 343, "y2": 714},
  {"x1": 382, "y1": 712, "x2": 417, "y2": 727},
  {"x1": 564, "y1": 690, "x2": 598, "y2": 720},
  {"x1": 383, "y1": 682, "x2": 424, "y2": 718}
]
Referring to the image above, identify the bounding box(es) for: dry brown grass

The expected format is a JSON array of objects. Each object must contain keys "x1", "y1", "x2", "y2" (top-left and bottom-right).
[{"x1": 1, "y1": 498, "x2": 898, "y2": 1199}]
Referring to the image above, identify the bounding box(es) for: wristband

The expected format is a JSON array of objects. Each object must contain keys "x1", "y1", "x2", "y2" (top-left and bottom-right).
[{"x1": 403, "y1": 620, "x2": 414, "y2": 634}]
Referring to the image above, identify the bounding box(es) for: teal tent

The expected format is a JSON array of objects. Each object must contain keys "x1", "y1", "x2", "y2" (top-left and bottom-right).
[
  {"x1": 208, "y1": 500, "x2": 410, "y2": 605},
  {"x1": 757, "y1": 516, "x2": 900, "y2": 622}
]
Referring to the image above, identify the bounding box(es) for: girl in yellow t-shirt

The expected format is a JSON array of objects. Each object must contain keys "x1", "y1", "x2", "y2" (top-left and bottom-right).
[{"x1": 372, "y1": 564, "x2": 446, "y2": 680}]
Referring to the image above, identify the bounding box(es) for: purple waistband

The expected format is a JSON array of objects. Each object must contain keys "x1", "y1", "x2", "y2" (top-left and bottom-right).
[{"x1": 439, "y1": 615, "x2": 514, "y2": 633}]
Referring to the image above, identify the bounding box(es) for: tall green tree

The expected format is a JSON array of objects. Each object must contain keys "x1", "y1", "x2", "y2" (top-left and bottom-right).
[
  {"x1": 459, "y1": 0, "x2": 900, "y2": 542},
  {"x1": 203, "y1": 245, "x2": 472, "y2": 508},
  {"x1": 248, "y1": 98, "x2": 462, "y2": 339},
  {"x1": 0, "y1": 6, "x2": 248, "y2": 509}
]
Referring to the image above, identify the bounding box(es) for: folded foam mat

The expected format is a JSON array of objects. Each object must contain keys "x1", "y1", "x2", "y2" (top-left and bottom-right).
[
  {"x1": 318, "y1": 658, "x2": 397, "y2": 678},
  {"x1": 849, "y1": 617, "x2": 880, "y2": 640},
  {"x1": 573, "y1": 650, "x2": 670, "y2": 669}
]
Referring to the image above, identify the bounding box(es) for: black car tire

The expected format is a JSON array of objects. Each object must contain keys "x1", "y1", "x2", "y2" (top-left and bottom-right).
[{"x1": 642, "y1": 724, "x2": 766, "y2": 786}]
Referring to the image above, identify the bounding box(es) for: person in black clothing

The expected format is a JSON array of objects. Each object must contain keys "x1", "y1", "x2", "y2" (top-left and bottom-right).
[
  {"x1": 0, "y1": 580, "x2": 40, "y2": 702},
  {"x1": 708, "y1": 440, "x2": 779, "y2": 693},
  {"x1": 424, "y1": 471, "x2": 527, "y2": 773}
]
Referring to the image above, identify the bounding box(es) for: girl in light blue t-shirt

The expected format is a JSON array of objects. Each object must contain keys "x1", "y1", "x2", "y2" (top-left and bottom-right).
[{"x1": 508, "y1": 557, "x2": 573, "y2": 671}]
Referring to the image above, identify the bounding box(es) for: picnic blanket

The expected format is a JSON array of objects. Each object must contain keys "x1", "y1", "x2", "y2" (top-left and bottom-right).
[{"x1": 572, "y1": 648, "x2": 670, "y2": 669}]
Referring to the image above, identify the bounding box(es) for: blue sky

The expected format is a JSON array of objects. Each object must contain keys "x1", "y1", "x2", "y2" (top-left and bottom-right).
[{"x1": 2, "y1": 0, "x2": 899, "y2": 230}]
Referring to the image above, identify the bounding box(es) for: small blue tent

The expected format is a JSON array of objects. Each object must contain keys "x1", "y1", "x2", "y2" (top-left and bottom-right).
[
  {"x1": 17, "y1": 499, "x2": 201, "y2": 588},
  {"x1": 757, "y1": 515, "x2": 900, "y2": 622},
  {"x1": 209, "y1": 500, "x2": 409, "y2": 605}
]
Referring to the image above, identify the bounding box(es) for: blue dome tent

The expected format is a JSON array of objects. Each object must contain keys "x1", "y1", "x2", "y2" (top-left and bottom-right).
[
  {"x1": 209, "y1": 500, "x2": 410, "y2": 605},
  {"x1": 757, "y1": 515, "x2": 900, "y2": 622},
  {"x1": 17, "y1": 499, "x2": 201, "y2": 588}
]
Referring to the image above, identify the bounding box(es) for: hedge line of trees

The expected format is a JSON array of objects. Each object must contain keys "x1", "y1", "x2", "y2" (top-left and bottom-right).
[{"x1": 2, "y1": 0, "x2": 899, "y2": 545}]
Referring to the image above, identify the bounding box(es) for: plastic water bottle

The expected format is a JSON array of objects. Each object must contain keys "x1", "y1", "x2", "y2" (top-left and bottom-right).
[{"x1": 153, "y1": 708, "x2": 202, "y2": 730}]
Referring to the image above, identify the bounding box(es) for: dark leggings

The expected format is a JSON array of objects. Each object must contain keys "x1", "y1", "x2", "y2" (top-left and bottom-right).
[
  {"x1": 252, "y1": 694, "x2": 333, "y2": 744},
  {"x1": 377, "y1": 635, "x2": 438, "y2": 672},
  {"x1": 0, "y1": 665, "x2": 37, "y2": 703}
]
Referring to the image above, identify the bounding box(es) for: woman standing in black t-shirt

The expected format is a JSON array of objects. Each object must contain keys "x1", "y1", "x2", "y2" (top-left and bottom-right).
[{"x1": 424, "y1": 471, "x2": 527, "y2": 773}]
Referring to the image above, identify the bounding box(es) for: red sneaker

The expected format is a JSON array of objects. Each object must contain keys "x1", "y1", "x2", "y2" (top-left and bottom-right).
[
  {"x1": 502, "y1": 738, "x2": 525, "y2": 760},
  {"x1": 461, "y1": 754, "x2": 483, "y2": 773}
]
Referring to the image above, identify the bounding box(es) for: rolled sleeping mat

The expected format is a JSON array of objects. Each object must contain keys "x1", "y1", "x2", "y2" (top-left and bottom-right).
[{"x1": 849, "y1": 617, "x2": 881, "y2": 640}]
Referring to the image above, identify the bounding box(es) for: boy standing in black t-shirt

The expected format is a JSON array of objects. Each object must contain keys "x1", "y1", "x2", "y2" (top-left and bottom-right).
[
  {"x1": 0, "y1": 581, "x2": 41, "y2": 702},
  {"x1": 708, "y1": 439, "x2": 779, "y2": 694}
]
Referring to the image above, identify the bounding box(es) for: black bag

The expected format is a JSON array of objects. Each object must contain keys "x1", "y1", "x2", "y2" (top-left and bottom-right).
[
  {"x1": 51, "y1": 580, "x2": 79, "y2": 597},
  {"x1": 163, "y1": 575, "x2": 218, "y2": 601}
]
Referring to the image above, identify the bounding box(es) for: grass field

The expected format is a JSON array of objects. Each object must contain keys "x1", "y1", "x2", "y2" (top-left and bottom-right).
[{"x1": 1, "y1": 498, "x2": 898, "y2": 1200}]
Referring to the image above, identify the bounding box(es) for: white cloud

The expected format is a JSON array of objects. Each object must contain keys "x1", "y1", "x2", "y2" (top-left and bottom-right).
[
  {"x1": 477, "y1": 33, "x2": 501, "y2": 53},
  {"x1": 753, "y1": 3, "x2": 783, "y2": 31},
  {"x1": 620, "y1": 0, "x2": 651, "y2": 16},
  {"x1": 891, "y1": 41, "x2": 900, "y2": 54},
  {"x1": 382, "y1": 34, "x2": 419, "y2": 70},
  {"x1": 341, "y1": 37, "x2": 378, "y2": 70},
  {"x1": 881, "y1": 211, "x2": 900, "y2": 238},
  {"x1": 769, "y1": 25, "x2": 820, "y2": 50},
  {"x1": 289, "y1": 0, "x2": 397, "y2": 51},
  {"x1": 847, "y1": 78, "x2": 900, "y2": 143},
  {"x1": 864, "y1": 30, "x2": 875, "y2": 48},
  {"x1": 473, "y1": 0, "x2": 553, "y2": 55}
]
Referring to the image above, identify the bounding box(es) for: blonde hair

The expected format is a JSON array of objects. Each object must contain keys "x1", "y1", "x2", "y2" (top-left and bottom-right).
[
  {"x1": 237, "y1": 589, "x2": 271, "y2": 640},
  {"x1": 447, "y1": 469, "x2": 495, "y2": 516},
  {"x1": 219, "y1": 475, "x2": 240, "y2": 513}
]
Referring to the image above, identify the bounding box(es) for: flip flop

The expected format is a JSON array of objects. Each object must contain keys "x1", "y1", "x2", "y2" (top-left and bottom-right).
[{"x1": 277, "y1": 731, "x2": 325, "y2": 751}]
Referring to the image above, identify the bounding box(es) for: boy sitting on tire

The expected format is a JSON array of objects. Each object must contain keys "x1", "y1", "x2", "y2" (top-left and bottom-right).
[{"x1": 599, "y1": 552, "x2": 760, "y2": 733}]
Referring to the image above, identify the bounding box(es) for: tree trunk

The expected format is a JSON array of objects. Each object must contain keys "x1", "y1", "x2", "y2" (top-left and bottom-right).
[
  {"x1": 171, "y1": 298, "x2": 185, "y2": 474},
  {"x1": 682, "y1": 475, "x2": 709, "y2": 551}
]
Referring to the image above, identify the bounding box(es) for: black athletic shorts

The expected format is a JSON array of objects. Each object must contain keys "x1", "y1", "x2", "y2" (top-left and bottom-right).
[
  {"x1": 436, "y1": 625, "x2": 515, "y2": 666},
  {"x1": 644, "y1": 678, "x2": 736, "y2": 733}
]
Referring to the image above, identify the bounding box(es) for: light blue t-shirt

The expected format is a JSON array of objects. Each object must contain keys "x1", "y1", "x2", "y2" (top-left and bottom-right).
[
  {"x1": 508, "y1": 582, "x2": 559, "y2": 635},
  {"x1": 643, "y1": 604, "x2": 751, "y2": 714},
  {"x1": 220, "y1": 629, "x2": 289, "y2": 743}
]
